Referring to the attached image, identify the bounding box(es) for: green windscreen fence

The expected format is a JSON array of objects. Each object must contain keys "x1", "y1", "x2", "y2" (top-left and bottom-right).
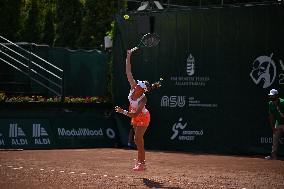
[
  {"x1": 112, "y1": 3, "x2": 284, "y2": 155},
  {"x1": 49, "y1": 48, "x2": 108, "y2": 97},
  {"x1": 18, "y1": 46, "x2": 108, "y2": 97}
]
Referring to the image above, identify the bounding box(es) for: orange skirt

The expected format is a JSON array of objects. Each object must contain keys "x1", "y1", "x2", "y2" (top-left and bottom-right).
[{"x1": 131, "y1": 111, "x2": 150, "y2": 127}]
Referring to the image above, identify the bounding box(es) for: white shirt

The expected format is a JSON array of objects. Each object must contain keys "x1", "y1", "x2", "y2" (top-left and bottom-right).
[{"x1": 128, "y1": 89, "x2": 148, "y2": 113}]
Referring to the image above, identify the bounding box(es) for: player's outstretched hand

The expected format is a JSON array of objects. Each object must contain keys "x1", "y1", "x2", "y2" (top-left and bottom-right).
[{"x1": 114, "y1": 106, "x2": 123, "y2": 114}]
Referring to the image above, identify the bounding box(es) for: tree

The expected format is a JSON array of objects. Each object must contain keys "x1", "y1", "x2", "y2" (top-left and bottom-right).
[
  {"x1": 22, "y1": 0, "x2": 45, "y2": 43},
  {"x1": 42, "y1": 5, "x2": 56, "y2": 46},
  {"x1": 0, "y1": 0, "x2": 25, "y2": 41},
  {"x1": 77, "y1": 0, "x2": 125, "y2": 49},
  {"x1": 54, "y1": 0, "x2": 84, "y2": 48}
]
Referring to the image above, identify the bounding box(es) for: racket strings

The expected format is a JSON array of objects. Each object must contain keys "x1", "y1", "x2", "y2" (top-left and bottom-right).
[{"x1": 141, "y1": 34, "x2": 160, "y2": 47}]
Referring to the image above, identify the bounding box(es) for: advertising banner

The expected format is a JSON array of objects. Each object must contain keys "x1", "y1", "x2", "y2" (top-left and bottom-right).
[
  {"x1": 0, "y1": 119, "x2": 54, "y2": 148},
  {"x1": 0, "y1": 108, "x2": 119, "y2": 149},
  {"x1": 113, "y1": 4, "x2": 284, "y2": 155}
]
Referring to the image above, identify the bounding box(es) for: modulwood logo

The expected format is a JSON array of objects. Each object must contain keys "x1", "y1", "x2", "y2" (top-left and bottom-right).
[{"x1": 58, "y1": 128, "x2": 103, "y2": 137}]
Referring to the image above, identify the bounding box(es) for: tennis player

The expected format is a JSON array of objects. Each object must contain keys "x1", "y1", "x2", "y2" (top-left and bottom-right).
[{"x1": 115, "y1": 50, "x2": 161, "y2": 171}]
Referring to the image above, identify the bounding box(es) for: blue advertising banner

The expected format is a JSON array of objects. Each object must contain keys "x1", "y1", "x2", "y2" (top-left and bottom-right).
[{"x1": 0, "y1": 119, "x2": 54, "y2": 148}]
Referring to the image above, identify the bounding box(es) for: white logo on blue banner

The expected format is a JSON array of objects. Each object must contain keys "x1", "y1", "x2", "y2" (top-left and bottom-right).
[
  {"x1": 0, "y1": 132, "x2": 4, "y2": 145},
  {"x1": 32, "y1": 123, "x2": 50, "y2": 145},
  {"x1": 186, "y1": 54, "x2": 195, "y2": 76},
  {"x1": 33, "y1": 124, "x2": 48, "y2": 137},
  {"x1": 170, "y1": 53, "x2": 210, "y2": 87},
  {"x1": 9, "y1": 124, "x2": 26, "y2": 138},
  {"x1": 250, "y1": 53, "x2": 284, "y2": 88},
  {"x1": 171, "y1": 118, "x2": 187, "y2": 140},
  {"x1": 106, "y1": 128, "x2": 116, "y2": 139},
  {"x1": 170, "y1": 117, "x2": 203, "y2": 141},
  {"x1": 250, "y1": 53, "x2": 276, "y2": 88},
  {"x1": 9, "y1": 123, "x2": 28, "y2": 145}
]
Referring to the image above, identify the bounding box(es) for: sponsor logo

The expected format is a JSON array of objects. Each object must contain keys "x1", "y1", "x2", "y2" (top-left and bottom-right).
[
  {"x1": 58, "y1": 128, "x2": 103, "y2": 137},
  {"x1": 58, "y1": 127, "x2": 116, "y2": 139},
  {"x1": 9, "y1": 123, "x2": 26, "y2": 138},
  {"x1": 187, "y1": 54, "x2": 195, "y2": 76},
  {"x1": 250, "y1": 53, "x2": 284, "y2": 88},
  {"x1": 260, "y1": 137, "x2": 283, "y2": 145},
  {"x1": 33, "y1": 124, "x2": 48, "y2": 137},
  {"x1": 9, "y1": 124, "x2": 28, "y2": 146},
  {"x1": 161, "y1": 96, "x2": 217, "y2": 108},
  {"x1": 0, "y1": 139, "x2": 4, "y2": 145},
  {"x1": 170, "y1": 53, "x2": 211, "y2": 87},
  {"x1": 106, "y1": 128, "x2": 116, "y2": 139},
  {"x1": 161, "y1": 96, "x2": 186, "y2": 108},
  {"x1": 170, "y1": 117, "x2": 203, "y2": 141},
  {"x1": 0, "y1": 132, "x2": 4, "y2": 145},
  {"x1": 33, "y1": 124, "x2": 50, "y2": 145}
]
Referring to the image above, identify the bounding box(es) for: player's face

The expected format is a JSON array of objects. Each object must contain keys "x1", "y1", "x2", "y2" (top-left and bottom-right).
[{"x1": 270, "y1": 95, "x2": 278, "y2": 103}]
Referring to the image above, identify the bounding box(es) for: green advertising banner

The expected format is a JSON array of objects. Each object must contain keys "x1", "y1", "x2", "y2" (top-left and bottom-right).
[
  {"x1": 0, "y1": 106, "x2": 120, "y2": 149},
  {"x1": 112, "y1": 3, "x2": 284, "y2": 155},
  {"x1": 0, "y1": 119, "x2": 54, "y2": 148},
  {"x1": 51, "y1": 115, "x2": 118, "y2": 148}
]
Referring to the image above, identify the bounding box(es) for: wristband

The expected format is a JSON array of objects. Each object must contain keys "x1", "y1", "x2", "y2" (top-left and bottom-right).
[{"x1": 123, "y1": 110, "x2": 128, "y2": 115}]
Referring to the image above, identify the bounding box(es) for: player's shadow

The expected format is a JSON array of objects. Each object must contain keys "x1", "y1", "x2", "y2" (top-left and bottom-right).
[{"x1": 143, "y1": 178, "x2": 181, "y2": 189}]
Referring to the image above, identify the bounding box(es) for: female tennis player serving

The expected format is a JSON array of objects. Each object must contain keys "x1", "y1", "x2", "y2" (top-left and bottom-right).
[{"x1": 115, "y1": 50, "x2": 161, "y2": 171}]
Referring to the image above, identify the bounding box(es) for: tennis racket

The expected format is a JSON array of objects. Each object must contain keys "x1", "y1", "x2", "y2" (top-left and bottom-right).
[{"x1": 130, "y1": 33, "x2": 160, "y2": 52}]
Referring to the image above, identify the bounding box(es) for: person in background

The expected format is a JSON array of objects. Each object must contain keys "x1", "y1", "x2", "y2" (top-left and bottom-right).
[
  {"x1": 115, "y1": 50, "x2": 162, "y2": 171},
  {"x1": 265, "y1": 89, "x2": 284, "y2": 160}
]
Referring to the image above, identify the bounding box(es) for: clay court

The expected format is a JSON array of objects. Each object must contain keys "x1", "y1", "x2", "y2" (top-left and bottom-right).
[{"x1": 0, "y1": 148, "x2": 284, "y2": 189}]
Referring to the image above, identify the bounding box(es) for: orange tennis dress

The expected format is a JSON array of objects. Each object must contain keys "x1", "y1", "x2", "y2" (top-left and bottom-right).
[{"x1": 128, "y1": 89, "x2": 150, "y2": 127}]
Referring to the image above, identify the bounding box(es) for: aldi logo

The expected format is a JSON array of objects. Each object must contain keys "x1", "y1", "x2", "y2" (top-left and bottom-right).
[
  {"x1": 9, "y1": 123, "x2": 28, "y2": 145},
  {"x1": 9, "y1": 124, "x2": 26, "y2": 138},
  {"x1": 32, "y1": 124, "x2": 50, "y2": 145},
  {"x1": 33, "y1": 124, "x2": 48, "y2": 137},
  {"x1": 0, "y1": 132, "x2": 4, "y2": 146}
]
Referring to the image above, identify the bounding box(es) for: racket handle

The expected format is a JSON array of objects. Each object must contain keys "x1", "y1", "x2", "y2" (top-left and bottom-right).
[{"x1": 130, "y1": 47, "x2": 138, "y2": 52}]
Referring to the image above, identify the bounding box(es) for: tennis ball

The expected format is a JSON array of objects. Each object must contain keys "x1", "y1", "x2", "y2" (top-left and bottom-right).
[{"x1": 124, "y1": 14, "x2": 129, "y2": 20}]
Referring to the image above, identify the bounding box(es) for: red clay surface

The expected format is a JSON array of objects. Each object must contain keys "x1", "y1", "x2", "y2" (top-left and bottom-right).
[{"x1": 0, "y1": 148, "x2": 284, "y2": 189}]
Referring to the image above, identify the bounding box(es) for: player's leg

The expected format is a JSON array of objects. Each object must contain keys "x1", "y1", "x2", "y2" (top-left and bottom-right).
[
  {"x1": 271, "y1": 125, "x2": 284, "y2": 159},
  {"x1": 133, "y1": 126, "x2": 147, "y2": 170},
  {"x1": 128, "y1": 127, "x2": 134, "y2": 148}
]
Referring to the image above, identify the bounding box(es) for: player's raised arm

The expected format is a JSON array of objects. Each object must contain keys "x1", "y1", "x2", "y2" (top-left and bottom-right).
[{"x1": 126, "y1": 50, "x2": 136, "y2": 89}]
